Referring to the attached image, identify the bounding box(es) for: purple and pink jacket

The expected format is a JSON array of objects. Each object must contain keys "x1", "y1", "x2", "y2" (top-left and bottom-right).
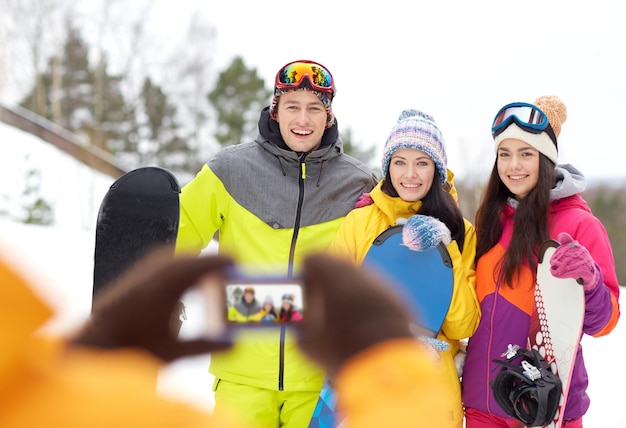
[{"x1": 462, "y1": 165, "x2": 620, "y2": 421}]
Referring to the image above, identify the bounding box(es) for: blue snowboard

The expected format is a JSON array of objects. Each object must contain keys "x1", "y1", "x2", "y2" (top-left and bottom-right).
[
  {"x1": 308, "y1": 225, "x2": 455, "y2": 427},
  {"x1": 363, "y1": 225, "x2": 454, "y2": 336},
  {"x1": 308, "y1": 378, "x2": 337, "y2": 428}
]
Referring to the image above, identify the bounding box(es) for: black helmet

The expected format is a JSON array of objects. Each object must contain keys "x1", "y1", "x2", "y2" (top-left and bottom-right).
[{"x1": 490, "y1": 345, "x2": 562, "y2": 427}]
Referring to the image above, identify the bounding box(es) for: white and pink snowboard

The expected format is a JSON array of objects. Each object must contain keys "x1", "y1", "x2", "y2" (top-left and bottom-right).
[{"x1": 528, "y1": 240, "x2": 585, "y2": 428}]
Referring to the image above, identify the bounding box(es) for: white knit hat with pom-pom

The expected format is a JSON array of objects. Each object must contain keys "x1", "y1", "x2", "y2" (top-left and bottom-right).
[{"x1": 494, "y1": 95, "x2": 567, "y2": 165}]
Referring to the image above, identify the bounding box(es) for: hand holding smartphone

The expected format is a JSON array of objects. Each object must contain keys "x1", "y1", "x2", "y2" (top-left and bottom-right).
[{"x1": 189, "y1": 268, "x2": 306, "y2": 341}]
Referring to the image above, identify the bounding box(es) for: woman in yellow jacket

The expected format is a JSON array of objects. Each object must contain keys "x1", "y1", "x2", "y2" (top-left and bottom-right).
[{"x1": 328, "y1": 109, "x2": 481, "y2": 427}]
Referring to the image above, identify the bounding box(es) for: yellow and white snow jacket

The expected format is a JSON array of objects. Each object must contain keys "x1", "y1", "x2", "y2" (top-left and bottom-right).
[
  {"x1": 176, "y1": 111, "x2": 377, "y2": 392},
  {"x1": 327, "y1": 174, "x2": 480, "y2": 427}
]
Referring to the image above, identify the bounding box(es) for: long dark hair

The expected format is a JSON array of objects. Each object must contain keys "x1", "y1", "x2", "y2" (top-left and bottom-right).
[
  {"x1": 475, "y1": 155, "x2": 555, "y2": 287},
  {"x1": 381, "y1": 170, "x2": 466, "y2": 252},
  {"x1": 264, "y1": 302, "x2": 278, "y2": 318},
  {"x1": 279, "y1": 303, "x2": 297, "y2": 321}
]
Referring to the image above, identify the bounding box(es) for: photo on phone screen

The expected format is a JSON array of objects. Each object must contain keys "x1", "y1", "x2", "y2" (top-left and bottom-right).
[{"x1": 225, "y1": 282, "x2": 305, "y2": 325}]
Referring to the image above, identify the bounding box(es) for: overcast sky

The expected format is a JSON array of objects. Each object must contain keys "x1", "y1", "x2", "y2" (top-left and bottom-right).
[
  {"x1": 146, "y1": 0, "x2": 626, "y2": 182},
  {"x1": 2, "y1": 0, "x2": 623, "y2": 183}
]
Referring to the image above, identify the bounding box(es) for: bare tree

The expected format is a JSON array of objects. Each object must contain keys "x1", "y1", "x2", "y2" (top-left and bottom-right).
[
  {"x1": 0, "y1": 0, "x2": 8, "y2": 97},
  {"x1": 164, "y1": 14, "x2": 217, "y2": 164},
  {"x1": 1, "y1": 0, "x2": 68, "y2": 108},
  {"x1": 6, "y1": 0, "x2": 219, "y2": 183}
]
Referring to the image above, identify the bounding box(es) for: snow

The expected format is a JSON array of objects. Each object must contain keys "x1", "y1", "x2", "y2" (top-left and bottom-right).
[{"x1": 0, "y1": 121, "x2": 624, "y2": 426}]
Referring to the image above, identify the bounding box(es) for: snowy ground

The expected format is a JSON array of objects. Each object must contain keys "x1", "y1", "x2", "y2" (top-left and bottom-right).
[{"x1": 0, "y1": 120, "x2": 624, "y2": 426}]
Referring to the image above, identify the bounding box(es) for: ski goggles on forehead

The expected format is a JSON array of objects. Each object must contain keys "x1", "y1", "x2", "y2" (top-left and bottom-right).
[
  {"x1": 275, "y1": 60, "x2": 335, "y2": 95},
  {"x1": 491, "y1": 102, "x2": 549, "y2": 137}
]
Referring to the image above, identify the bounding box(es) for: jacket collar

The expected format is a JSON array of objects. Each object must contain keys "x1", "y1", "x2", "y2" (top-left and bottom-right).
[{"x1": 370, "y1": 181, "x2": 423, "y2": 224}]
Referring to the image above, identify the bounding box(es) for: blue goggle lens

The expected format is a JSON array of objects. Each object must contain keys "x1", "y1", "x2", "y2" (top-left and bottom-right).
[{"x1": 492, "y1": 103, "x2": 549, "y2": 136}]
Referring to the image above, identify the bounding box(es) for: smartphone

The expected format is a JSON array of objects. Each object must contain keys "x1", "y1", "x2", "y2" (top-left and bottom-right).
[
  {"x1": 224, "y1": 275, "x2": 305, "y2": 326},
  {"x1": 189, "y1": 270, "x2": 305, "y2": 341}
]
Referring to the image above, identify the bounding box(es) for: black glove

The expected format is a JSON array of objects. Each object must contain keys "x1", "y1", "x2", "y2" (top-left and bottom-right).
[
  {"x1": 298, "y1": 253, "x2": 414, "y2": 376},
  {"x1": 73, "y1": 248, "x2": 235, "y2": 362}
]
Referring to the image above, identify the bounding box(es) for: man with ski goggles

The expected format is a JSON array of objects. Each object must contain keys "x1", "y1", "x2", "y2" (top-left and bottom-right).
[
  {"x1": 270, "y1": 59, "x2": 337, "y2": 131},
  {"x1": 175, "y1": 59, "x2": 377, "y2": 428}
]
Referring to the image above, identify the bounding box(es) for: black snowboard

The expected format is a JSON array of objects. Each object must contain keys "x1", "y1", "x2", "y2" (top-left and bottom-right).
[{"x1": 92, "y1": 166, "x2": 181, "y2": 304}]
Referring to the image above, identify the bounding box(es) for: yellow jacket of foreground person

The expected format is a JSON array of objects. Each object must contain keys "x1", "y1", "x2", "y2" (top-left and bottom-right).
[
  {"x1": 0, "y1": 253, "x2": 243, "y2": 428},
  {"x1": 327, "y1": 170, "x2": 481, "y2": 428},
  {"x1": 336, "y1": 339, "x2": 457, "y2": 428},
  {"x1": 0, "y1": 250, "x2": 455, "y2": 428}
]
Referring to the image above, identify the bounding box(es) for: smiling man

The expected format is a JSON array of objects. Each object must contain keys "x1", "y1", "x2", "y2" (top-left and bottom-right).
[{"x1": 175, "y1": 60, "x2": 377, "y2": 428}]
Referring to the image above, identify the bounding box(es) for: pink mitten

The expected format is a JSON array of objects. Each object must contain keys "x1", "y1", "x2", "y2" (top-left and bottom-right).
[
  {"x1": 354, "y1": 192, "x2": 374, "y2": 208},
  {"x1": 550, "y1": 232, "x2": 599, "y2": 291}
]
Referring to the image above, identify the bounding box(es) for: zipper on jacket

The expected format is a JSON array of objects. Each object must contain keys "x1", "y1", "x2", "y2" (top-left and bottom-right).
[
  {"x1": 485, "y1": 269, "x2": 505, "y2": 413},
  {"x1": 280, "y1": 154, "x2": 306, "y2": 390},
  {"x1": 287, "y1": 154, "x2": 306, "y2": 278},
  {"x1": 278, "y1": 325, "x2": 286, "y2": 390}
]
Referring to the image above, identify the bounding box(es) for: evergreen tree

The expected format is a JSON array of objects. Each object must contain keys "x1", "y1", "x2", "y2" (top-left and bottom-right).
[
  {"x1": 20, "y1": 23, "x2": 92, "y2": 132},
  {"x1": 136, "y1": 77, "x2": 190, "y2": 175},
  {"x1": 58, "y1": 23, "x2": 92, "y2": 132},
  {"x1": 208, "y1": 56, "x2": 271, "y2": 147},
  {"x1": 19, "y1": 22, "x2": 131, "y2": 158},
  {"x1": 21, "y1": 158, "x2": 54, "y2": 226},
  {"x1": 86, "y1": 53, "x2": 131, "y2": 154}
]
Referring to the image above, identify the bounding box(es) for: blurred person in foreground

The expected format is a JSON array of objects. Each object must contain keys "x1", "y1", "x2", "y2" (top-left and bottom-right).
[{"x1": 0, "y1": 244, "x2": 455, "y2": 428}]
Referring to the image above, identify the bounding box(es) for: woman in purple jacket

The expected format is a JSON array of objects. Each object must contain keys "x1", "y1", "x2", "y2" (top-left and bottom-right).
[{"x1": 462, "y1": 95, "x2": 620, "y2": 428}]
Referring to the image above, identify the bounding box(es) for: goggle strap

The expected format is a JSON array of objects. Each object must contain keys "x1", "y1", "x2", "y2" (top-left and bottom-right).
[
  {"x1": 544, "y1": 123, "x2": 558, "y2": 147},
  {"x1": 277, "y1": 76, "x2": 333, "y2": 96}
]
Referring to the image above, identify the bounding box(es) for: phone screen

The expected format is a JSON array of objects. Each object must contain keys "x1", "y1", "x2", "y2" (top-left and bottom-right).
[{"x1": 225, "y1": 282, "x2": 305, "y2": 325}]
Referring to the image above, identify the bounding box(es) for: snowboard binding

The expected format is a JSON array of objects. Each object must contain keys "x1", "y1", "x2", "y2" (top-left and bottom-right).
[{"x1": 490, "y1": 344, "x2": 562, "y2": 427}]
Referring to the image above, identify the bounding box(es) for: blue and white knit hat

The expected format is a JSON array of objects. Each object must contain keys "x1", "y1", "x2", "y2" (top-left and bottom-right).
[{"x1": 381, "y1": 109, "x2": 448, "y2": 184}]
